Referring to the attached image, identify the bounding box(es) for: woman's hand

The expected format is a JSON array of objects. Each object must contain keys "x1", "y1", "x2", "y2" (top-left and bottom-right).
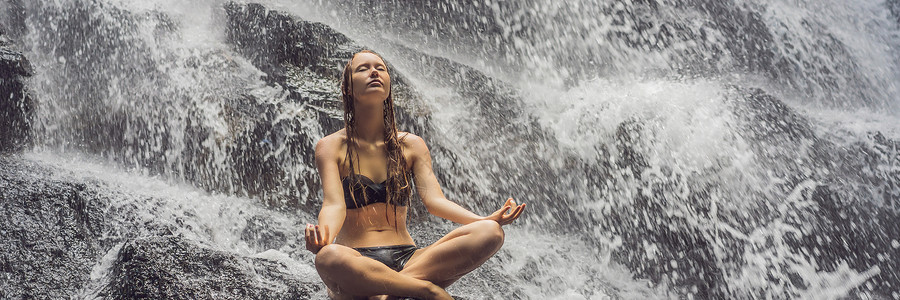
[
  {"x1": 305, "y1": 224, "x2": 330, "y2": 254},
  {"x1": 481, "y1": 198, "x2": 526, "y2": 226}
]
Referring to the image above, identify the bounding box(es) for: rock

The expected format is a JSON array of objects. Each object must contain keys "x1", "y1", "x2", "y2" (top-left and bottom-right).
[
  {"x1": 0, "y1": 48, "x2": 32, "y2": 77},
  {"x1": 224, "y1": 2, "x2": 358, "y2": 84},
  {"x1": 800, "y1": 186, "x2": 900, "y2": 298},
  {"x1": 724, "y1": 87, "x2": 900, "y2": 297},
  {"x1": 732, "y1": 87, "x2": 815, "y2": 143},
  {"x1": 1, "y1": 0, "x2": 27, "y2": 40},
  {"x1": 614, "y1": 119, "x2": 650, "y2": 178},
  {"x1": 0, "y1": 31, "x2": 34, "y2": 153},
  {"x1": 0, "y1": 76, "x2": 33, "y2": 153},
  {"x1": 0, "y1": 156, "x2": 115, "y2": 298},
  {"x1": 0, "y1": 155, "x2": 323, "y2": 299},
  {"x1": 0, "y1": 27, "x2": 10, "y2": 47},
  {"x1": 593, "y1": 87, "x2": 900, "y2": 298},
  {"x1": 100, "y1": 236, "x2": 321, "y2": 299},
  {"x1": 241, "y1": 215, "x2": 288, "y2": 251},
  {"x1": 890, "y1": 0, "x2": 900, "y2": 24}
]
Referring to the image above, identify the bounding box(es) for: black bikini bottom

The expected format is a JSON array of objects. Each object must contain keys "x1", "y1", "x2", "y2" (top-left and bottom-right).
[{"x1": 354, "y1": 245, "x2": 418, "y2": 271}]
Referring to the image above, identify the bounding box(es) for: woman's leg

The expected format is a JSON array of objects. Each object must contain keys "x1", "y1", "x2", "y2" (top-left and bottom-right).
[
  {"x1": 314, "y1": 244, "x2": 452, "y2": 299},
  {"x1": 400, "y1": 220, "x2": 505, "y2": 287}
]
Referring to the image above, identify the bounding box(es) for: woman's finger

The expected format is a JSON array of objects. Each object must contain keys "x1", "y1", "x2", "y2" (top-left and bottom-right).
[
  {"x1": 496, "y1": 205, "x2": 511, "y2": 217},
  {"x1": 506, "y1": 208, "x2": 522, "y2": 224},
  {"x1": 313, "y1": 225, "x2": 320, "y2": 245},
  {"x1": 511, "y1": 204, "x2": 525, "y2": 219},
  {"x1": 503, "y1": 204, "x2": 518, "y2": 217},
  {"x1": 512, "y1": 203, "x2": 526, "y2": 220},
  {"x1": 305, "y1": 224, "x2": 314, "y2": 249},
  {"x1": 312, "y1": 225, "x2": 320, "y2": 246},
  {"x1": 499, "y1": 204, "x2": 525, "y2": 225}
]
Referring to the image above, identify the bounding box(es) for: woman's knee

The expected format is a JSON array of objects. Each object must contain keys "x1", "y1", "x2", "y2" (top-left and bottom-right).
[
  {"x1": 314, "y1": 244, "x2": 348, "y2": 271},
  {"x1": 469, "y1": 220, "x2": 504, "y2": 248}
]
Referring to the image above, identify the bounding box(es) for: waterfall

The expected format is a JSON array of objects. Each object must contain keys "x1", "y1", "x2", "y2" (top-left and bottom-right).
[{"x1": 2, "y1": 0, "x2": 898, "y2": 298}]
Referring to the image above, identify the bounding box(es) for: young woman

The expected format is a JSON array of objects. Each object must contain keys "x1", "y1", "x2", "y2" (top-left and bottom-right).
[{"x1": 304, "y1": 50, "x2": 526, "y2": 300}]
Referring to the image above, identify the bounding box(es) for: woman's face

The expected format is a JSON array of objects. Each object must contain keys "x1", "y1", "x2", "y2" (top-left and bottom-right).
[{"x1": 349, "y1": 52, "x2": 391, "y2": 105}]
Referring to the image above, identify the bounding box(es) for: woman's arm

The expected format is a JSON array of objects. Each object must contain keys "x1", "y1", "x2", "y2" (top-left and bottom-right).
[
  {"x1": 406, "y1": 134, "x2": 524, "y2": 225},
  {"x1": 306, "y1": 135, "x2": 347, "y2": 253}
]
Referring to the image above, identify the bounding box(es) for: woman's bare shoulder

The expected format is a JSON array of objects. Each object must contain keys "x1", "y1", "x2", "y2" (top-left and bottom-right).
[
  {"x1": 399, "y1": 132, "x2": 428, "y2": 154},
  {"x1": 316, "y1": 129, "x2": 347, "y2": 158}
]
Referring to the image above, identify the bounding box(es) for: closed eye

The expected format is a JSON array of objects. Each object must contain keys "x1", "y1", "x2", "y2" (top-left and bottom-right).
[{"x1": 355, "y1": 63, "x2": 386, "y2": 72}]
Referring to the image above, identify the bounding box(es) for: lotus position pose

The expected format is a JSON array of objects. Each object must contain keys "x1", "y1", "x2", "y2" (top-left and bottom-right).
[{"x1": 304, "y1": 50, "x2": 526, "y2": 300}]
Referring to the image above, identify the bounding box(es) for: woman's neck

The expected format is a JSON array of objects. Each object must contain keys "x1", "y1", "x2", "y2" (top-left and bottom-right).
[{"x1": 353, "y1": 104, "x2": 386, "y2": 143}]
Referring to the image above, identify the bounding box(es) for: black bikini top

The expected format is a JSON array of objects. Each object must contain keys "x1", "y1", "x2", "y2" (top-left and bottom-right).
[{"x1": 342, "y1": 174, "x2": 408, "y2": 209}]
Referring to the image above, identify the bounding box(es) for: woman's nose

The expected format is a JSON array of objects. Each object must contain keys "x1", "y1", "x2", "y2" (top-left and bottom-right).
[{"x1": 370, "y1": 69, "x2": 379, "y2": 77}]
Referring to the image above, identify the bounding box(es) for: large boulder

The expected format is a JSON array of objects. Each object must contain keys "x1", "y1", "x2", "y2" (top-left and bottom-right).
[
  {"x1": 0, "y1": 155, "x2": 323, "y2": 299},
  {"x1": 0, "y1": 156, "x2": 106, "y2": 298},
  {"x1": 98, "y1": 236, "x2": 321, "y2": 299}
]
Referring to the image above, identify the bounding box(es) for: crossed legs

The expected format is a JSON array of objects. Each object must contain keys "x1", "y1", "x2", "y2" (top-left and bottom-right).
[
  {"x1": 315, "y1": 220, "x2": 505, "y2": 299},
  {"x1": 315, "y1": 244, "x2": 447, "y2": 300},
  {"x1": 401, "y1": 220, "x2": 505, "y2": 287}
]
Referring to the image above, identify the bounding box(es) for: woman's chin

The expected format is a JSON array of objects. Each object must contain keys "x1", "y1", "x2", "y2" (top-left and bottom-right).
[{"x1": 355, "y1": 93, "x2": 389, "y2": 104}]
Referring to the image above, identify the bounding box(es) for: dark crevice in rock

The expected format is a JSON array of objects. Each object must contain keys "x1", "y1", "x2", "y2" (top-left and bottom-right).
[{"x1": 0, "y1": 22, "x2": 34, "y2": 153}]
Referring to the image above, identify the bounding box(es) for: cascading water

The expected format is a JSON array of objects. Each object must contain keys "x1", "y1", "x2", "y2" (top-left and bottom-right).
[{"x1": 1, "y1": 0, "x2": 899, "y2": 299}]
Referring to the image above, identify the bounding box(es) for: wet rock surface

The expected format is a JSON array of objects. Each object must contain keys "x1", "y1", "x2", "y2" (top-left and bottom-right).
[
  {"x1": 0, "y1": 28, "x2": 33, "y2": 153},
  {"x1": 591, "y1": 88, "x2": 900, "y2": 298},
  {"x1": 0, "y1": 155, "x2": 178, "y2": 298},
  {"x1": 728, "y1": 88, "x2": 900, "y2": 297},
  {"x1": 0, "y1": 0, "x2": 27, "y2": 40},
  {"x1": 224, "y1": 2, "x2": 356, "y2": 89},
  {"x1": 0, "y1": 47, "x2": 32, "y2": 77},
  {"x1": 0, "y1": 155, "x2": 324, "y2": 299},
  {"x1": 241, "y1": 215, "x2": 289, "y2": 251},
  {"x1": 101, "y1": 236, "x2": 320, "y2": 299},
  {"x1": 336, "y1": 0, "x2": 884, "y2": 108},
  {"x1": 0, "y1": 156, "x2": 104, "y2": 299},
  {"x1": 890, "y1": 0, "x2": 900, "y2": 24},
  {"x1": 21, "y1": 0, "x2": 325, "y2": 207}
]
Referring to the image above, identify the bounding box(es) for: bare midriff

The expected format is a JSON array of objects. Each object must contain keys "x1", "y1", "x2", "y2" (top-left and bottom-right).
[{"x1": 333, "y1": 202, "x2": 415, "y2": 248}]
